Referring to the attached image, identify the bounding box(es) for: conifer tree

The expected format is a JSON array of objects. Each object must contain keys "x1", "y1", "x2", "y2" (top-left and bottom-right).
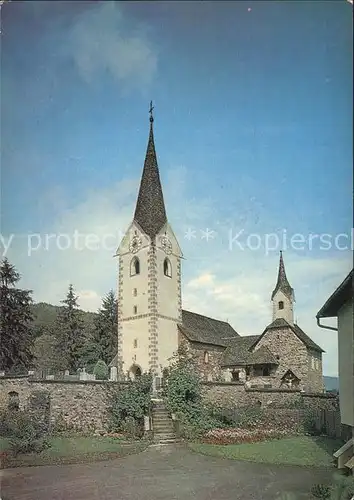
[
  {"x1": 79, "y1": 290, "x2": 118, "y2": 369},
  {"x1": 55, "y1": 284, "x2": 85, "y2": 372},
  {"x1": 93, "y1": 290, "x2": 118, "y2": 365},
  {"x1": 0, "y1": 258, "x2": 34, "y2": 372}
]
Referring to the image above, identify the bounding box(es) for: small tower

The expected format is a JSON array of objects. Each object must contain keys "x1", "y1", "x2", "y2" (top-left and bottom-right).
[
  {"x1": 271, "y1": 251, "x2": 295, "y2": 324},
  {"x1": 115, "y1": 103, "x2": 182, "y2": 380}
]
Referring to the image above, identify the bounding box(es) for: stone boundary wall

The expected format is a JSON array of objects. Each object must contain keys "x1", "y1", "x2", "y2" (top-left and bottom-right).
[
  {"x1": 202, "y1": 382, "x2": 338, "y2": 411},
  {"x1": 0, "y1": 378, "x2": 338, "y2": 434},
  {"x1": 0, "y1": 377, "x2": 129, "y2": 432}
]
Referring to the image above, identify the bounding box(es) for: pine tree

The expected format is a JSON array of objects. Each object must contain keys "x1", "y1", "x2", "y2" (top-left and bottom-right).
[
  {"x1": 93, "y1": 290, "x2": 118, "y2": 365},
  {"x1": 0, "y1": 258, "x2": 34, "y2": 372},
  {"x1": 54, "y1": 284, "x2": 85, "y2": 373},
  {"x1": 79, "y1": 290, "x2": 118, "y2": 369}
]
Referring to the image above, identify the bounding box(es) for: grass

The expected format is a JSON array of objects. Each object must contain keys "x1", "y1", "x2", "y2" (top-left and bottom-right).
[
  {"x1": 189, "y1": 436, "x2": 343, "y2": 468},
  {"x1": 0, "y1": 436, "x2": 148, "y2": 468}
]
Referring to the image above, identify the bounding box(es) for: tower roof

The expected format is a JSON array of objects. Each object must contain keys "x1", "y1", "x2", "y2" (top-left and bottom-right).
[
  {"x1": 271, "y1": 251, "x2": 294, "y2": 300},
  {"x1": 133, "y1": 102, "x2": 167, "y2": 239}
]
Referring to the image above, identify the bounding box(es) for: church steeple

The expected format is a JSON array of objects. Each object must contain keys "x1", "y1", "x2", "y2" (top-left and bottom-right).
[
  {"x1": 271, "y1": 251, "x2": 295, "y2": 324},
  {"x1": 271, "y1": 251, "x2": 294, "y2": 300},
  {"x1": 133, "y1": 102, "x2": 167, "y2": 239}
]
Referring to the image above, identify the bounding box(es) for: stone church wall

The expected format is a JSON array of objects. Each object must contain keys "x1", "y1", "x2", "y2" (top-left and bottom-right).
[
  {"x1": 188, "y1": 342, "x2": 225, "y2": 381},
  {"x1": 0, "y1": 377, "x2": 128, "y2": 433},
  {"x1": 254, "y1": 326, "x2": 309, "y2": 389}
]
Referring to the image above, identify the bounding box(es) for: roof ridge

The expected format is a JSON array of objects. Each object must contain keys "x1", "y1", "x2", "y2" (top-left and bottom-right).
[{"x1": 182, "y1": 309, "x2": 230, "y2": 325}]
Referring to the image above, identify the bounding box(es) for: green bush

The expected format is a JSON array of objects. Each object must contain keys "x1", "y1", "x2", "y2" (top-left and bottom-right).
[
  {"x1": 0, "y1": 409, "x2": 12, "y2": 437},
  {"x1": 4, "y1": 410, "x2": 50, "y2": 457},
  {"x1": 93, "y1": 360, "x2": 109, "y2": 380},
  {"x1": 163, "y1": 344, "x2": 228, "y2": 439},
  {"x1": 311, "y1": 475, "x2": 354, "y2": 500},
  {"x1": 109, "y1": 373, "x2": 152, "y2": 438},
  {"x1": 121, "y1": 416, "x2": 143, "y2": 439},
  {"x1": 311, "y1": 484, "x2": 331, "y2": 499}
]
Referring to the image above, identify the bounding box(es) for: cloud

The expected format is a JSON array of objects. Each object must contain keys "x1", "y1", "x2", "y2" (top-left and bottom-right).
[
  {"x1": 77, "y1": 289, "x2": 102, "y2": 312},
  {"x1": 187, "y1": 273, "x2": 215, "y2": 289},
  {"x1": 67, "y1": 2, "x2": 158, "y2": 91}
]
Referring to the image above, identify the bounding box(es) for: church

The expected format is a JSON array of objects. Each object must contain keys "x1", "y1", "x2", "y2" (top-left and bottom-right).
[{"x1": 111, "y1": 108, "x2": 324, "y2": 393}]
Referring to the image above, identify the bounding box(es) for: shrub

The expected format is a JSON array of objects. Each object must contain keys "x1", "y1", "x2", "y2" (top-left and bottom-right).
[
  {"x1": 121, "y1": 416, "x2": 143, "y2": 439},
  {"x1": 163, "y1": 344, "x2": 228, "y2": 439},
  {"x1": 93, "y1": 360, "x2": 109, "y2": 380},
  {"x1": 109, "y1": 373, "x2": 152, "y2": 438},
  {"x1": 311, "y1": 484, "x2": 331, "y2": 499},
  {"x1": 310, "y1": 475, "x2": 354, "y2": 500},
  {"x1": 5, "y1": 410, "x2": 50, "y2": 457},
  {"x1": 0, "y1": 409, "x2": 12, "y2": 437}
]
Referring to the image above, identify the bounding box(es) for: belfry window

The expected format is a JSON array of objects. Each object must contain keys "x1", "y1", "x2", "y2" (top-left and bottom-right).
[
  {"x1": 133, "y1": 305, "x2": 138, "y2": 315},
  {"x1": 163, "y1": 258, "x2": 172, "y2": 277},
  {"x1": 278, "y1": 301, "x2": 284, "y2": 310},
  {"x1": 130, "y1": 257, "x2": 140, "y2": 276}
]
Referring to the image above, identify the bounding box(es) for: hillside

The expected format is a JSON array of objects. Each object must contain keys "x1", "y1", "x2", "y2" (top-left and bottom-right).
[
  {"x1": 323, "y1": 376, "x2": 339, "y2": 392},
  {"x1": 31, "y1": 302, "x2": 97, "y2": 337}
]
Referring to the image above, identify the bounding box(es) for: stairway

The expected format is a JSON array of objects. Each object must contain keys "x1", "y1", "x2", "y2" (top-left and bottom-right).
[{"x1": 151, "y1": 400, "x2": 177, "y2": 444}]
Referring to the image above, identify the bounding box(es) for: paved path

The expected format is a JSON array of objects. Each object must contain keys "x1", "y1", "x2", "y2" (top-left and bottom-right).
[{"x1": 1, "y1": 444, "x2": 333, "y2": 500}]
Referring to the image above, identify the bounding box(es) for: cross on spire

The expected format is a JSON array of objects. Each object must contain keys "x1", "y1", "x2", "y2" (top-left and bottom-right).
[{"x1": 149, "y1": 100, "x2": 154, "y2": 123}]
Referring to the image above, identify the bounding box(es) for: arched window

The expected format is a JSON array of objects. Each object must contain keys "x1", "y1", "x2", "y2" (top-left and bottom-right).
[
  {"x1": 133, "y1": 305, "x2": 138, "y2": 315},
  {"x1": 278, "y1": 301, "x2": 284, "y2": 310},
  {"x1": 163, "y1": 258, "x2": 172, "y2": 277},
  {"x1": 204, "y1": 351, "x2": 209, "y2": 364},
  {"x1": 8, "y1": 391, "x2": 19, "y2": 411},
  {"x1": 130, "y1": 257, "x2": 140, "y2": 276},
  {"x1": 133, "y1": 338, "x2": 138, "y2": 348}
]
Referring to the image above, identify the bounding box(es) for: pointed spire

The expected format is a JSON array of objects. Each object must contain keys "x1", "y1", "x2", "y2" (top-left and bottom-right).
[
  {"x1": 133, "y1": 102, "x2": 167, "y2": 239},
  {"x1": 271, "y1": 251, "x2": 294, "y2": 300}
]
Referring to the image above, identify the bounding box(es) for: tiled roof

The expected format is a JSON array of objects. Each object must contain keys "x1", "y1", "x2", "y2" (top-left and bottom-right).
[
  {"x1": 251, "y1": 317, "x2": 324, "y2": 353},
  {"x1": 221, "y1": 336, "x2": 259, "y2": 365},
  {"x1": 292, "y1": 323, "x2": 324, "y2": 353},
  {"x1": 271, "y1": 251, "x2": 294, "y2": 300},
  {"x1": 179, "y1": 310, "x2": 239, "y2": 346},
  {"x1": 250, "y1": 346, "x2": 278, "y2": 365},
  {"x1": 133, "y1": 119, "x2": 167, "y2": 239},
  {"x1": 221, "y1": 338, "x2": 278, "y2": 366},
  {"x1": 316, "y1": 269, "x2": 353, "y2": 318}
]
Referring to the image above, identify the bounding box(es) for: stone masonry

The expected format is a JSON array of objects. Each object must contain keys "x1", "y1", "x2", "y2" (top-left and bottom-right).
[
  {"x1": 0, "y1": 378, "x2": 337, "y2": 435},
  {"x1": 0, "y1": 377, "x2": 127, "y2": 433}
]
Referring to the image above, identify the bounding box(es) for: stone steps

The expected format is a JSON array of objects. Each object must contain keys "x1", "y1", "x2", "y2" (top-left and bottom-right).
[{"x1": 151, "y1": 400, "x2": 177, "y2": 444}]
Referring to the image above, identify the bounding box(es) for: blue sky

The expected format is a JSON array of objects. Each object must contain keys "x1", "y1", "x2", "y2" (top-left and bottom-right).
[{"x1": 1, "y1": 1, "x2": 353, "y2": 376}]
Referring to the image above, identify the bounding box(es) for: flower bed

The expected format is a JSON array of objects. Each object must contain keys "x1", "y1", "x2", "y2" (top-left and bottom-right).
[{"x1": 202, "y1": 427, "x2": 290, "y2": 445}]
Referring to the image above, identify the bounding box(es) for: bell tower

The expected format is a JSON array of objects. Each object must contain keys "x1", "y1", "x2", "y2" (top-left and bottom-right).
[
  {"x1": 115, "y1": 103, "x2": 182, "y2": 380},
  {"x1": 271, "y1": 251, "x2": 295, "y2": 324}
]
